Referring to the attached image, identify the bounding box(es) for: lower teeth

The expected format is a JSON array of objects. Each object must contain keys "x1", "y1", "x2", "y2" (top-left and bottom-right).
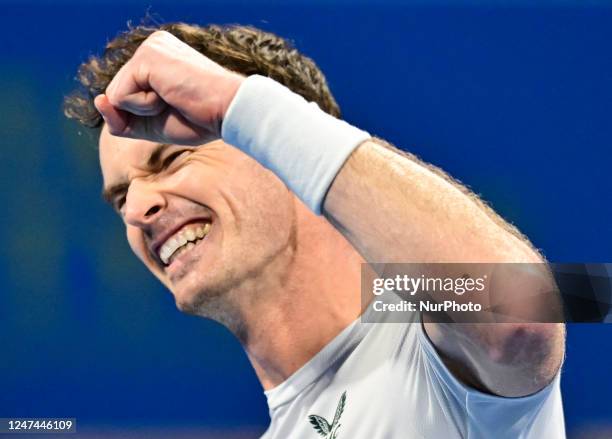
[{"x1": 169, "y1": 239, "x2": 200, "y2": 265}]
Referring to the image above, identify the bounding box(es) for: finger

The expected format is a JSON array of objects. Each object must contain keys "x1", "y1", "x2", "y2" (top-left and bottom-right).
[
  {"x1": 111, "y1": 90, "x2": 167, "y2": 117},
  {"x1": 94, "y1": 94, "x2": 129, "y2": 134},
  {"x1": 96, "y1": 94, "x2": 216, "y2": 144},
  {"x1": 121, "y1": 106, "x2": 215, "y2": 145},
  {"x1": 105, "y1": 58, "x2": 165, "y2": 116}
]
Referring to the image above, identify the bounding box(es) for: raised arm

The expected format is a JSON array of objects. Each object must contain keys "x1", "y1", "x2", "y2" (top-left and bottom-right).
[
  {"x1": 94, "y1": 30, "x2": 565, "y2": 397},
  {"x1": 324, "y1": 138, "x2": 565, "y2": 396}
]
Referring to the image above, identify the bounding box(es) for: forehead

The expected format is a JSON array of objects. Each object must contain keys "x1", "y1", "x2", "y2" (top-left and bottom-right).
[{"x1": 98, "y1": 124, "x2": 159, "y2": 186}]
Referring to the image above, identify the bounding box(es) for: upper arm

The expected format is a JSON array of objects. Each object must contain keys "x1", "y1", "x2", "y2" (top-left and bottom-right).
[{"x1": 325, "y1": 138, "x2": 566, "y2": 397}]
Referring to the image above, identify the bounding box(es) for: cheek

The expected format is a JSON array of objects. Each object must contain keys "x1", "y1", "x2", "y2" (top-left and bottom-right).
[
  {"x1": 170, "y1": 162, "x2": 222, "y2": 206},
  {"x1": 172, "y1": 158, "x2": 295, "y2": 239},
  {"x1": 230, "y1": 169, "x2": 296, "y2": 241}
]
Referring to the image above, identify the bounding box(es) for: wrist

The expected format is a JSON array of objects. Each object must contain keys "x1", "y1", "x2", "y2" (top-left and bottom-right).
[
  {"x1": 221, "y1": 75, "x2": 370, "y2": 214},
  {"x1": 220, "y1": 72, "x2": 246, "y2": 121}
]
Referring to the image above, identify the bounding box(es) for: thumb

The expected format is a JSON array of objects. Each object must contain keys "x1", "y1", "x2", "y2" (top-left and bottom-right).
[{"x1": 94, "y1": 94, "x2": 129, "y2": 134}]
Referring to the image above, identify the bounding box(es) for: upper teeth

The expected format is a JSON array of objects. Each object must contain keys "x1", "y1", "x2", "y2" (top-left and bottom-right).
[{"x1": 159, "y1": 223, "x2": 211, "y2": 265}]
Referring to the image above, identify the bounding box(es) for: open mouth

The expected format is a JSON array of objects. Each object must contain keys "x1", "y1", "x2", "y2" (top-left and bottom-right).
[{"x1": 158, "y1": 222, "x2": 212, "y2": 267}]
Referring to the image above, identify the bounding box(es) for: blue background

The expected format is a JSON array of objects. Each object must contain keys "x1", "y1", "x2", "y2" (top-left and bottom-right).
[{"x1": 0, "y1": 1, "x2": 610, "y2": 437}]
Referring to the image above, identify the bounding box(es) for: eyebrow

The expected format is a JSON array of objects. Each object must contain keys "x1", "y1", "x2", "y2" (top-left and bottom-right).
[
  {"x1": 101, "y1": 143, "x2": 171, "y2": 205},
  {"x1": 147, "y1": 143, "x2": 171, "y2": 169}
]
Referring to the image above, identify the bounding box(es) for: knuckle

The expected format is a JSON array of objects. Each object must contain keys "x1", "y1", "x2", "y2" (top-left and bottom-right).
[
  {"x1": 138, "y1": 31, "x2": 171, "y2": 56},
  {"x1": 149, "y1": 30, "x2": 169, "y2": 39},
  {"x1": 105, "y1": 91, "x2": 117, "y2": 105},
  {"x1": 146, "y1": 30, "x2": 171, "y2": 46},
  {"x1": 105, "y1": 89, "x2": 121, "y2": 107}
]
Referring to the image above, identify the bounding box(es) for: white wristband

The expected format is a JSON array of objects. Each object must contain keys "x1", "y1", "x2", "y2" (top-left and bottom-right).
[{"x1": 221, "y1": 75, "x2": 370, "y2": 214}]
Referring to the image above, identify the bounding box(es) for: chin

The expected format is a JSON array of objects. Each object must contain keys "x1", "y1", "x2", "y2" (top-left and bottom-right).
[
  {"x1": 174, "y1": 297, "x2": 198, "y2": 315},
  {"x1": 170, "y1": 272, "x2": 225, "y2": 317},
  {"x1": 172, "y1": 287, "x2": 205, "y2": 316},
  {"x1": 169, "y1": 276, "x2": 203, "y2": 312}
]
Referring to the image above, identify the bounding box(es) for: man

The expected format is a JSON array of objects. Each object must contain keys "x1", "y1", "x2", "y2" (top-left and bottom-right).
[{"x1": 64, "y1": 22, "x2": 565, "y2": 438}]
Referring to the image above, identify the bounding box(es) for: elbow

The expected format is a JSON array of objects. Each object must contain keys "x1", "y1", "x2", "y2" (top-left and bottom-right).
[
  {"x1": 474, "y1": 263, "x2": 566, "y2": 396},
  {"x1": 483, "y1": 322, "x2": 566, "y2": 396}
]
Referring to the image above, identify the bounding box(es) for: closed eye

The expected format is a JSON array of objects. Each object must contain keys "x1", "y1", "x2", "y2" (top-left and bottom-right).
[
  {"x1": 160, "y1": 149, "x2": 192, "y2": 170},
  {"x1": 108, "y1": 149, "x2": 193, "y2": 214}
]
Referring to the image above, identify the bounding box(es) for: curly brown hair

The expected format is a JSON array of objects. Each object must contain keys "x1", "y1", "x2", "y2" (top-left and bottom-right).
[{"x1": 63, "y1": 21, "x2": 341, "y2": 129}]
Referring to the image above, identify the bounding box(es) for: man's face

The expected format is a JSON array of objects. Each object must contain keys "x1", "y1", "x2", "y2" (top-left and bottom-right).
[{"x1": 99, "y1": 125, "x2": 297, "y2": 315}]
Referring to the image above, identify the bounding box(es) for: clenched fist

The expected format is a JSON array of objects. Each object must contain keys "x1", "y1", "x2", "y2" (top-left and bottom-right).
[{"x1": 94, "y1": 30, "x2": 245, "y2": 145}]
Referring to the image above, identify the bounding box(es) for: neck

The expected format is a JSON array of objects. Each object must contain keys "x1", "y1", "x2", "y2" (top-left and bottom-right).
[{"x1": 230, "y1": 202, "x2": 365, "y2": 390}]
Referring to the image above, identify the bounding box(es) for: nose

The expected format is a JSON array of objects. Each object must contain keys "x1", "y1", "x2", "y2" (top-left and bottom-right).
[{"x1": 123, "y1": 178, "x2": 166, "y2": 227}]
